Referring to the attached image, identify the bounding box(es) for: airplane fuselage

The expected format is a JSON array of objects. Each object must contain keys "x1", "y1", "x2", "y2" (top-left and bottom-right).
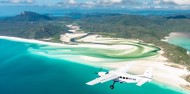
[
  {"x1": 99, "y1": 71, "x2": 151, "y2": 85},
  {"x1": 110, "y1": 72, "x2": 140, "y2": 84},
  {"x1": 86, "y1": 65, "x2": 152, "y2": 89}
]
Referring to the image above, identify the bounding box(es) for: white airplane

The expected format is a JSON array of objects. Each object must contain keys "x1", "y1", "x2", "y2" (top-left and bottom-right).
[{"x1": 86, "y1": 64, "x2": 153, "y2": 89}]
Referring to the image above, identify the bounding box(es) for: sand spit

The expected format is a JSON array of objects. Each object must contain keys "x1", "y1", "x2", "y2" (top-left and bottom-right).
[
  {"x1": 60, "y1": 24, "x2": 86, "y2": 43},
  {"x1": 161, "y1": 32, "x2": 190, "y2": 42}
]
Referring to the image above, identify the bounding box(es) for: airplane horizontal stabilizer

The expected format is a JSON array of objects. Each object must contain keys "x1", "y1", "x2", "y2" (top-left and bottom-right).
[{"x1": 136, "y1": 78, "x2": 149, "y2": 86}]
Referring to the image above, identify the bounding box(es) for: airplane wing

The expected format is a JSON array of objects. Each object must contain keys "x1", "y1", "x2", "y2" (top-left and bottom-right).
[
  {"x1": 115, "y1": 63, "x2": 132, "y2": 73},
  {"x1": 86, "y1": 64, "x2": 132, "y2": 86},
  {"x1": 86, "y1": 73, "x2": 119, "y2": 85},
  {"x1": 136, "y1": 78, "x2": 149, "y2": 86}
]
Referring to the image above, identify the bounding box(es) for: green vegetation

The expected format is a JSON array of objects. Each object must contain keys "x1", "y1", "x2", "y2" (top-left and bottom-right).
[
  {"x1": 0, "y1": 11, "x2": 190, "y2": 82},
  {"x1": 0, "y1": 21, "x2": 69, "y2": 40},
  {"x1": 3, "y1": 11, "x2": 52, "y2": 22},
  {"x1": 78, "y1": 14, "x2": 190, "y2": 82},
  {"x1": 1, "y1": 12, "x2": 190, "y2": 67},
  {"x1": 78, "y1": 14, "x2": 190, "y2": 68},
  {"x1": 0, "y1": 11, "x2": 70, "y2": 41},
  {"x1": 186, "y1": 75, "x2": 190, "y2": 83},
  {"x1": 1, "y1": 12, "x2": 189, "y2": 67},
  {"x1": 78, "y1": 13, "x2": 190, "y2": 82},
  {"x1": 48, "y1": 35, "x2": 62, "y2": 43},
  {"x1": 34, "y1": 23, "x2": 68, "y2": 39}
]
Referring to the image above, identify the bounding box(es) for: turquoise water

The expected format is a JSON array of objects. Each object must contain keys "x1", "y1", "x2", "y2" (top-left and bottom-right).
[
  {"x1": 167, "y1": 35, "x2": 190, "y2": 51},
  {"x1": 0, "y1": 39, "x2": 188, "y2": 94}
]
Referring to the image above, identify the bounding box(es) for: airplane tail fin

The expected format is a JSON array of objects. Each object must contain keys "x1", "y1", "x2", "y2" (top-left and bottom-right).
[{"x1": 143, "y1": 67, "x2": 153, "y2": 80}]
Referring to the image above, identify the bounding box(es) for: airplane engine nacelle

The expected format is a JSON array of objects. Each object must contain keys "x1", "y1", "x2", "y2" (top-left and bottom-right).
[{"x1": 98, "y1": 72, "x2": 107, "y2": 77}]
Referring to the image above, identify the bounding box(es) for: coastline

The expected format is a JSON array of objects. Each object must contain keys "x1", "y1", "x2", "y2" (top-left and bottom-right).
[
  {"x1": 1, "y1": 35, "x2": 190, "y2": 92},
  {"x1": 162, "y1": 32, "x2": 190, "y2": 43},
  {"x1": 0, "y1": 26, "x2": 190, "y2": 92}
]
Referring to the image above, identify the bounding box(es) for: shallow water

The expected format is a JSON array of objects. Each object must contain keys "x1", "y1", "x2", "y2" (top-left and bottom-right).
[
  {"x1": 167, "y1": 34, "x2": 190, "y2": 51},
  {"x1": 0, "y1": 39, "x2": 188, "y2": 94}
]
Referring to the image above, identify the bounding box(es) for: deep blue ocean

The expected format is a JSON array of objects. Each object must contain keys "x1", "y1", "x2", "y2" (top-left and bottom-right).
[{"x1": 0, "y1": 38, "x2": 188, "y2": 94}]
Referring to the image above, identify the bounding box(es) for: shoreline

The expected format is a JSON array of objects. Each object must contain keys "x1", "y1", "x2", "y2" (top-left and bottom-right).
[
  {"x1": 1, "y1": 24, "x2": 190, "y2": 92},
  {"x1": 161, "y1": 32, "x2": 190, "y2": 42},
  {"x1": 1, "y1": 35, "x2": 190, "y2": 92},
  {"x1": 62, "y1": 26, "x2": 190, "y2": 91}
]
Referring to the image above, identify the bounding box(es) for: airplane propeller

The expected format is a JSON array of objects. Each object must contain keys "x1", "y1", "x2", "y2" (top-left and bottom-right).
[
  {"x1": 94, "y1": 67, "x2": 102, "y2": 74},
  {"x1": 94, "y1": 67, "x2": 109, "y2": 77}
]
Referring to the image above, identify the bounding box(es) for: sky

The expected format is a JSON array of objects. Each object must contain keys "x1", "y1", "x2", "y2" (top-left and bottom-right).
[{"x1": 0, "y1": 0, "x2": 190, "y2": 9}]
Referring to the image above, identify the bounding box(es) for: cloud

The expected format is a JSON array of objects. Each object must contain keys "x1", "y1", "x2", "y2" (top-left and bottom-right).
[
  {"x1": 155, "y1": 0, "x2": 190, "y2": 5},
  {"x1": 166, "y1": 0, "x2": 190, "y2": 5},
  {"x1": 55, "y1": 0, "x2": 190, "y2": 9},
  {"x1": 25, "y1": 0, "x2": 34, "y2": 3},
  {"x1": 82, "y1": 1, "x2": 96, "y2": 8},
  {"x1": 96, "y1": 0, "x2": 138, "y2": 5},
  {"x1": 85, "y1": 1, "x2": 96, "y2": 6},
  {"x1": 154, "y1": 5, "x2": 162, "y2": 8},
  {"x1": 9, "y1": 0, "x2": 20, "y2": 3},
  {"x1": 98, "y1": 0, "x2": 123, "y2": 4},
  {"x1": 56, "y1": 0, "x2": 136, "y2": 7},
  {"x1": 67, "y1": 0, "x2": 77, "y2": 5},
  {"x1": 0, "y1": 0, "x2": 35, "y2": 4},
  {"x1": 153, "y1": 0, "x2": 161, "y2": 4},
  {"x1": 55, "y1": 0, "x2": 145, "y2": 9},
  {"x1": 57, "y1": 0, "x2": 78, "y2": 6}
]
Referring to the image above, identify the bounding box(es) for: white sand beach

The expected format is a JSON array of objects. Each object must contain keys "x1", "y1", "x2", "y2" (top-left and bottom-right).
[
  {"x1": 1, "y1": 34, "x2": 190, "y2": 91},
  {"x1": 60, "y1": 25, "x2": 190, "y2": 90},
  {"x1": 1, "y1": 25, "x2": 190, "y2": 91},
  {"x1": 101, "y1": 56, "x2": 190, "y2": 89}
]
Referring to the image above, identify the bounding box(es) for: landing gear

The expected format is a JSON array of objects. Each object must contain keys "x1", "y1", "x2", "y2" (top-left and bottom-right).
[
  {"x1": 110, "y1": 85, "x2": 114, "y2": 89},
  {"x1": 110, "y1": 81, "x2": 116, "y2": 89}
]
